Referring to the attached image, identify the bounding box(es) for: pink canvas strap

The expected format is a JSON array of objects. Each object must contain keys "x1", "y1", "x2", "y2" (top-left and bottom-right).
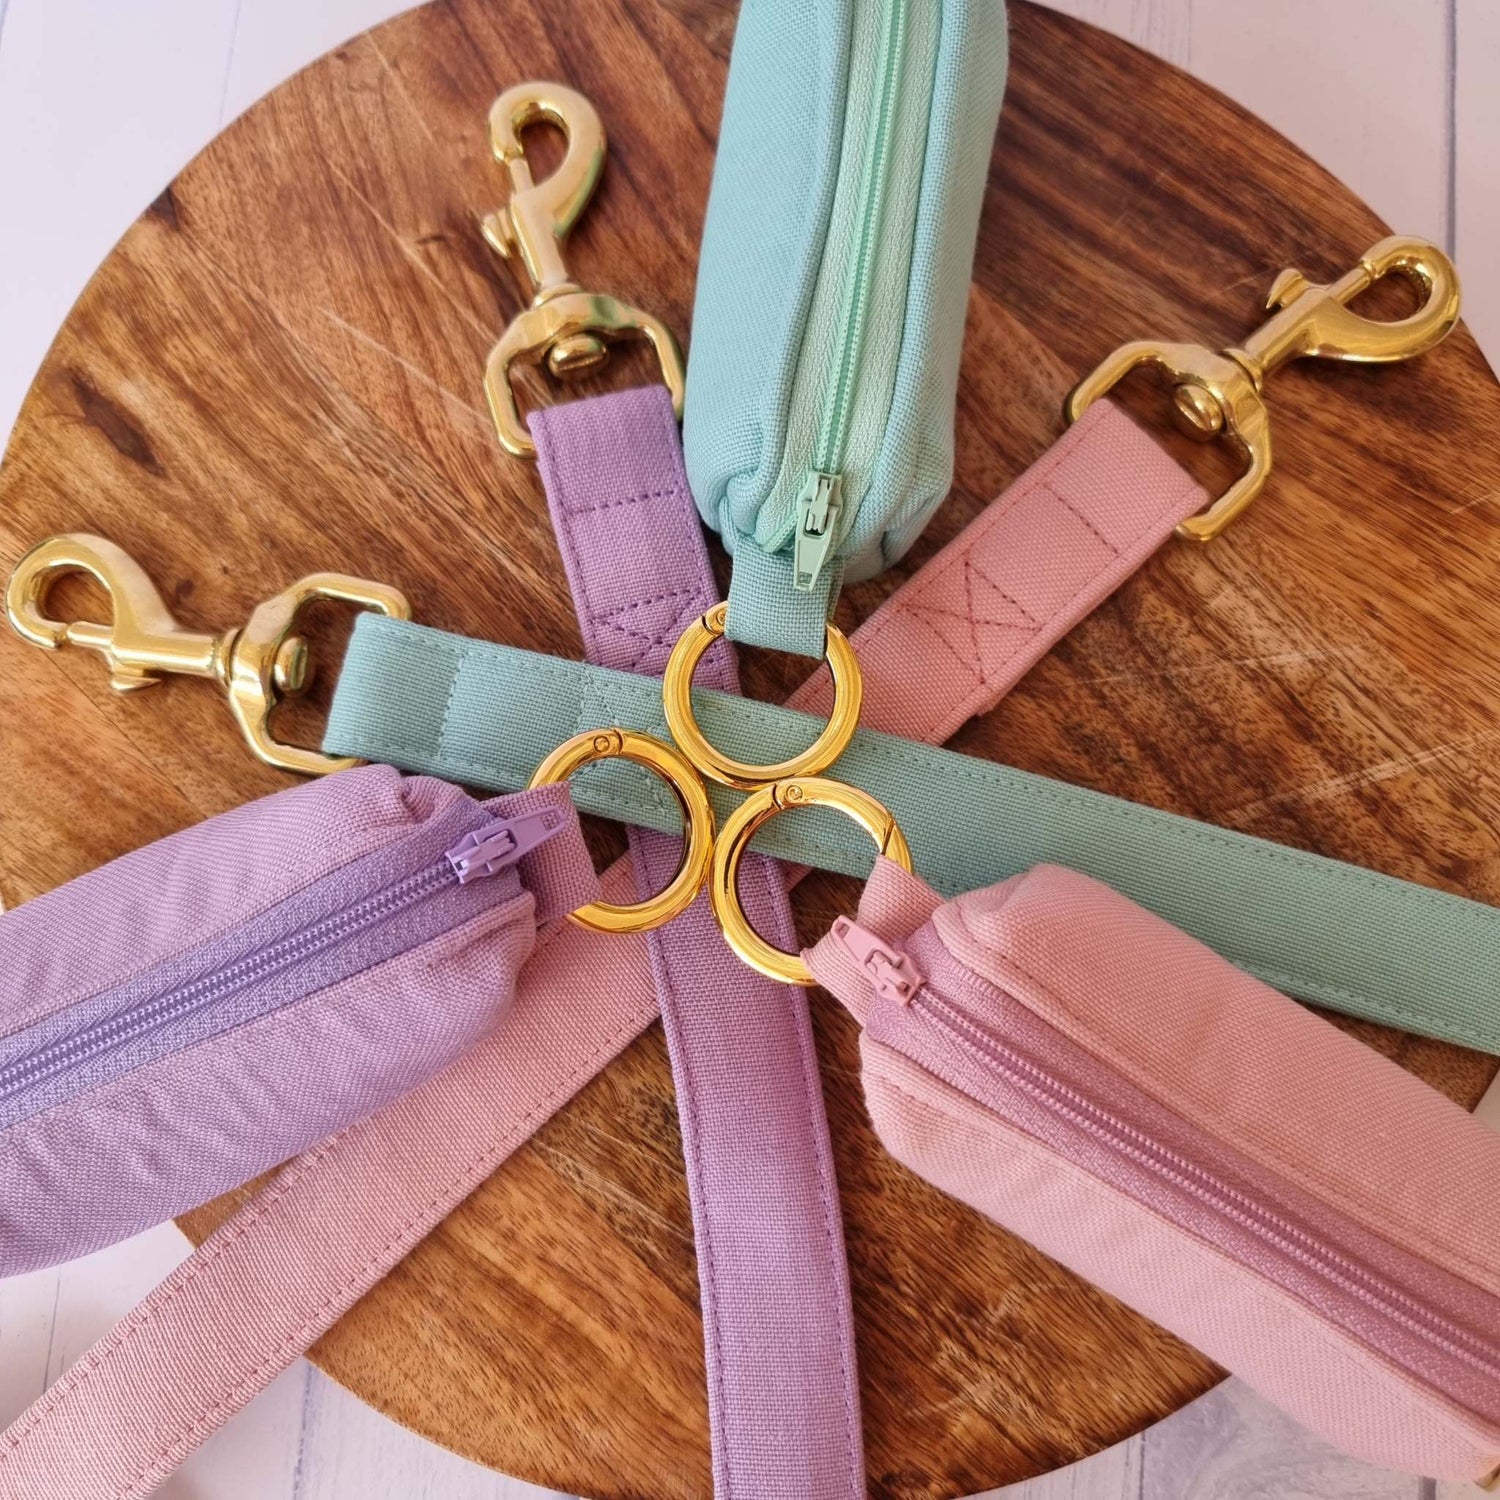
[
  {"x1": 0, "y1": 400, "x2": 1204, "y2": 1499},
  {"x1": 530, "y1": 386, "x2": 864, "y2": 1500}
]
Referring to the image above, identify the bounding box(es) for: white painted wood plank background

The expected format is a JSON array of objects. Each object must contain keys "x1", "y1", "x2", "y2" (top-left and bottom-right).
[{"x1": 0, "y1": 2, "x2": 1495, "y2": 1497}]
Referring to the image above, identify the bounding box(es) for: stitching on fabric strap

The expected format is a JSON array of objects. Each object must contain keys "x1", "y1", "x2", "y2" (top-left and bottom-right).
[
  {"x1": 325, "y1": 431, "x2": 1500, "y2": 1054},
  {"x1": 530, "y1": 385, "x2": 866, "y2": 1499}
]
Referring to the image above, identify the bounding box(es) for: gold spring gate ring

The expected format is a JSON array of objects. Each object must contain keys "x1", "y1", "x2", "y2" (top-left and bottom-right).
[
  {"x1": 709, "y1": 777, "x2": 913, "y2": 985},
  {"x1": 662, "y1": 604, "x2": 863, "y2": 790},
  {"x1": 528, "y1": 728, "x2": 715, "y2": 933}
]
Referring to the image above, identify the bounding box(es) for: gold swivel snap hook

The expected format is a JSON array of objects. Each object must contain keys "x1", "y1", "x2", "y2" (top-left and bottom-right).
[
  {"x1": 481, "y1": 81, "x2": 686, "y2": 458},
  {"x1": 710, "y1": 778, "x2": 913, "y2": 986},
  {"x1": 1066, "y1": 235, "x2": 1461, "y2": 540},
  {"x1": 528, "y1": 727, "x2": 716, "y2": 933},
  {"x1": 5, "y1": 533, "x2": 410, "y2": 776},
  {"x1": 662, "y1": 604, "x2": 864, "y2": 790}
]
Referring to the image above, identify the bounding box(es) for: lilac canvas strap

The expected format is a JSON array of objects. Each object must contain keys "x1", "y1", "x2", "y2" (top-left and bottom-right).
[{"x1": 529, "y1": 385, "x2": 865, "y2": 1500}]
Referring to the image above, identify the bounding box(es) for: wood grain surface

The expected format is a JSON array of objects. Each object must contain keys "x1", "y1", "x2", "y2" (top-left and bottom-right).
[{"x1": 1, "y1": 3, "x2": 1497, "y2": 1497}]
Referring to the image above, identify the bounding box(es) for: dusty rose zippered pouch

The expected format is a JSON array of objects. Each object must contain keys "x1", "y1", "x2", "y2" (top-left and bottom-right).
[
  {"x1": 0, "y1": 764, "x2": 594, "y2": 1276},
  {"x1": 808, "y1": 859, "x2": 1500, "y2": 1485}
]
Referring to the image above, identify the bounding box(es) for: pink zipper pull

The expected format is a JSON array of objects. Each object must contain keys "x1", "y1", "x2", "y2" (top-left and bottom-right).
[
  {"x1": 830, "y1": 916, "x2": 924, "y2": 1004},
  {"x1": 446, "y1": 808, "x2": 567, "y2": 884}
]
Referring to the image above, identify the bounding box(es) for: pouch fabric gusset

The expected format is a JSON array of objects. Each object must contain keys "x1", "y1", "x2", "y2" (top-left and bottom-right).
[
  {"x1": 807, "y1": 859, "x2": 1500, "y2": 1484},
  {"x1": 0, "y1": 765, "x2": 593, "y2": 1275},
  {"x1": 684, "y1": 0, "x2": 1009, "y2": 656}
]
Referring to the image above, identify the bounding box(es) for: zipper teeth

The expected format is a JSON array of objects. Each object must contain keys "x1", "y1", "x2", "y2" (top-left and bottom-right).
[
  {"x1": 913, "y1": 987, "x2": 1500, "y2": 1376},
  {"x1": 812, "y1": 0, "x2": 908, "y2": 477},
  {"x1": 0, "y1": 861, "x2": 455, "y2": 1106}
]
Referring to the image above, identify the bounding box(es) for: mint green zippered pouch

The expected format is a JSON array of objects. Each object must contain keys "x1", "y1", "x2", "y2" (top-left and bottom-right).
[{"x1": 683, "y1": 0, "x2": 1008, "y2": 658}]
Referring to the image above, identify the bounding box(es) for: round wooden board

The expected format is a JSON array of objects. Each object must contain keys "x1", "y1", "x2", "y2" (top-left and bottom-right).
[{"x1": 2, "y1": 2, "x2": 1498, "y2": 1496}]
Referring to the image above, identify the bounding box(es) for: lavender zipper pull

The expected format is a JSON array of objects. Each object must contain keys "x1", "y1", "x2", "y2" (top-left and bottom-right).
[
  {"x1": 831, "y1": 916, "x2": 924, "y2": 1003},
  {"x1": 446, "y1": 808, "x2": 567, "y2": 884}
]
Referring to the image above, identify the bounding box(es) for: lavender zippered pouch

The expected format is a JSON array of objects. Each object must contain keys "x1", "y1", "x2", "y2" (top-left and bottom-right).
[
  {"x1": 809, "y1": 859, "x2": 1500, "y2": 1485},
  {"x1": 0, "y1": 764, "x2": 595, "y2": 1275}
]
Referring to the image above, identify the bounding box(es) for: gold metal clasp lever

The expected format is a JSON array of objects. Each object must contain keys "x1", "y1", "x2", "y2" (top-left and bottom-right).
[
  {"x1": 5, "y1": 534, "x2": 411, "y2": 776},
  {"x1": 1066, "y1": 236, "x2": 1462, "y2": 540},
  {"x1": 481, "y1": 81, "x2": 686, "y2": 458}
]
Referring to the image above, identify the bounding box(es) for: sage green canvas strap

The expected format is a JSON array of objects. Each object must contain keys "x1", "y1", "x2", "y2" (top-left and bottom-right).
[{"x1": 328, "y1": 613, "x2": 1500, "y2": 1054}]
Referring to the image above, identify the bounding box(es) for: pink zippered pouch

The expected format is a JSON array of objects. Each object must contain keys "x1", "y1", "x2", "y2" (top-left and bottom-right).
[
  {"x1": 808, "y1": 859, "x2": 1500, "y2": 1484},
  {"x1": 0, "y1": 764, "x2": 594, "y2": 1276}
]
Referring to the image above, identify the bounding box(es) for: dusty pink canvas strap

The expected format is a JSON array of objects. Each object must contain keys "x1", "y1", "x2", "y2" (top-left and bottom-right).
[
  {"x1": 530, "y1": 386, "x2": 864, "y2": 1500},
  {"x1": 0, "y1": 400, "x2": 1203, "y2": 1499}
]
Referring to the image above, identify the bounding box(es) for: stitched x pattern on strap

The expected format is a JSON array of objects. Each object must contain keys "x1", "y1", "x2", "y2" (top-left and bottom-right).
[{"x1": 795, "y1": 399, "x2": 1204, "y2": 741}]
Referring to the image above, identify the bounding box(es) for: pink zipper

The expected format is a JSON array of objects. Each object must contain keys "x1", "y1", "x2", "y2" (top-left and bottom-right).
[{"x1": 832, "y1": 919, "x2": 1500, "y2": 1387}]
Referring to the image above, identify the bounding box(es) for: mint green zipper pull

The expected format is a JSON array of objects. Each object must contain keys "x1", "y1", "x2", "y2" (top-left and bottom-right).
[{"x1": 794, "y1": 471, "x2": 844, "y2": 591}]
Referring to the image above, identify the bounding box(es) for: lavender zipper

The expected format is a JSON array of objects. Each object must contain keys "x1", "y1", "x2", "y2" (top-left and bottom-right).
[
  {"x1": 836, "y1": 921, "x2": 1500, "y2": 1383},
  {"x1": 0, "y1": 809, "x2": 563, "y2": 1119}
]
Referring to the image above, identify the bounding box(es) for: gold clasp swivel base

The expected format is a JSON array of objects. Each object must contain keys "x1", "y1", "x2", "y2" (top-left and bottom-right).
[
  {"x1": 6, "y1": 533, "x2": 410, "y2": 776},
  {"x1": 1067, "y1": 236, "x2": 1462, "y2": 540},
  {"x1": 480, "y1": 81, "x2": 686, "y2": 458}
]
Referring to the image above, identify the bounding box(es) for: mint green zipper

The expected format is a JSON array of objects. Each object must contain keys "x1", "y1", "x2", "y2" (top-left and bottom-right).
[{"x1": 794, "y1": 0, "x2": 910, "y2": 593}]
